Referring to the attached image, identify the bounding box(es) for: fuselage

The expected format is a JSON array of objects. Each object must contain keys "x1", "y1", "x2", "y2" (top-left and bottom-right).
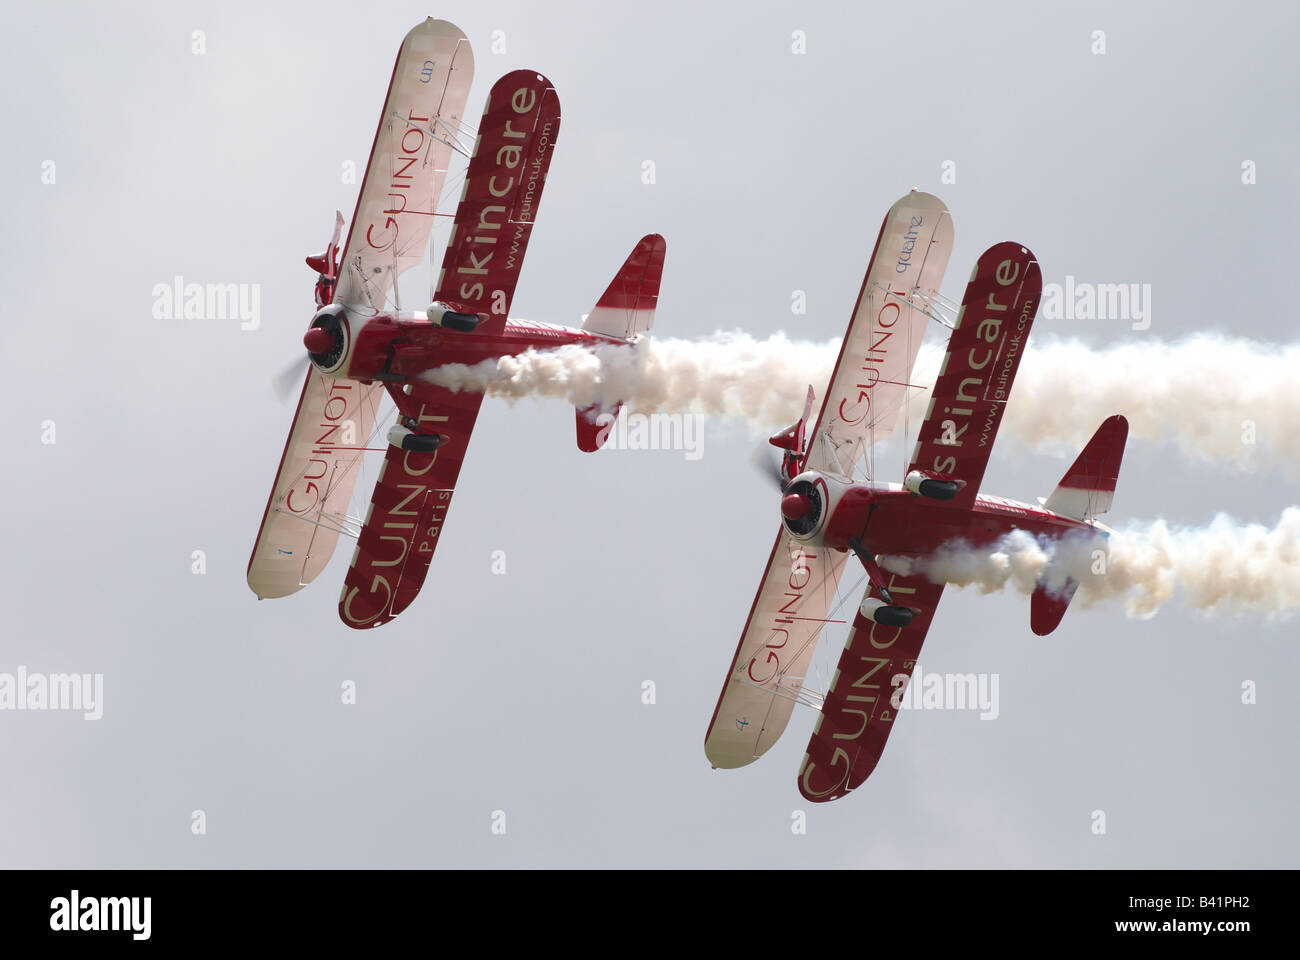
[
  {"x1": 852, "y1": 484, "x2": 1099, "y2": 557},
  {"x1": 787, "y1": 476, "x2": 1102, "y2": 560},
  {"x1": 312, "y1": 305, "x2": 624, "y2": 384}
]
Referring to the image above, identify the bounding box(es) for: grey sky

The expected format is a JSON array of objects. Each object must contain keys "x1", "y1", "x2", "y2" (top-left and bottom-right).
[{"x1": 1, "y1": 0, "x2": 1296, "y2": 867}]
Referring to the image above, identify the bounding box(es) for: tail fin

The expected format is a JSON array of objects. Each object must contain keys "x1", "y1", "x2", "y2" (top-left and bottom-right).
[
  {"x1": 576, "y1": 234, "x2": 667, "y2": 452},
  {"x1": 1042, "y1": 415, "x2": 1129, "y2": 522},
  {"x1": 1032, "y1": 415, "x2": 1129, "y2": 635},
  {"x1": 581, "y1": 234, "x2": 666, "y2": 340}
]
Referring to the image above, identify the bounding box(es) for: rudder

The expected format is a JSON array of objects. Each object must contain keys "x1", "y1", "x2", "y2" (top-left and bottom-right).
[
  {"x1": 581, "y1": 234, "x2": 666, "y2": 340},
  {"x1": 1043, "y1": 415, "x2": 1128, "y2": 522},
  {"x1": 1033, "y1": 414, "x2": 1128, "y2": 634},
  {"x1": 575, "y1": 234, "x2": 666, "y2": 451}
]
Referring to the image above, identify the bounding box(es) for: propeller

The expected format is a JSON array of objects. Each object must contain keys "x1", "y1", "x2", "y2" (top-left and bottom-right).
[
  {"x1": 751, "y1": 440, "x2": 815, "y2": 525},
  {"x1": 271, "y1": 321, "x2": 348, "y2": 403},
  {"x1": 275, "y1": 213, "x2": 347, "y2": 403},
  {"x1": 750, "y1": 440, "x2": 787, "y2": 492},
  {"x1": 272, "y1": 354, "x2": 311, "y2": 404}
]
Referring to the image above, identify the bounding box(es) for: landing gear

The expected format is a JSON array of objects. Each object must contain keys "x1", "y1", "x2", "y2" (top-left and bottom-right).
[
  {"x1": 440, "y1": 311, "x2": 481, "y2": 333},
  {"x1": 859, "y1": 597, "x2": 915, "y2": 628},
  {"x1": 427, "y1": 302, "x2": 482, "y2": 333},
  {"x1": 400, "y1": 433, "x2": 444, "y2": 453},
  {"x1": 381, "y1": 385, "x2": 452, "y2": 458},
  {"x1": 848, "y1": 538, "x2": 896, "y2": 601},
  {"x1": 904, "y1": 469, "x2": 961, "y2": 501},
  {"x1": 387, "y1": 422, "x2": 447, "y2": 453},
  {"x1": 849, "y1": 537, "x2": 915, "y2": 627}
]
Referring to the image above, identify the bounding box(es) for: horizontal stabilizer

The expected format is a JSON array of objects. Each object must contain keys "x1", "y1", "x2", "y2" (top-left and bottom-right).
[
  {"x1": 1030, "y1": 578, "x2": 1079, "y2": 636},
  {"x1": 576, "y1": 401, "x2": 621, "y2": 452}
]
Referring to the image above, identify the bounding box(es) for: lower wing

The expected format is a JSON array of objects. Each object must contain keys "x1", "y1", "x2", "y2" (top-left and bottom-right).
[
  {"x1": 247, "y1": 373, "x2": 385, "y2": 599},
  {"x1": 797, "y1": 570, "x2": 945, "y2": 802},
  {"x1": 337, "y1": 382, "x2": 485, "y2": 628},
  {"x1": 338, "y1": 70, "x2": 562, "y2": 629}
]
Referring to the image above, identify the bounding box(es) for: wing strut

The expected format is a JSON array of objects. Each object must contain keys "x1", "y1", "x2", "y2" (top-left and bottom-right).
[{"x1": 873, "y1": 281, "x2": 962, "y2": 330}]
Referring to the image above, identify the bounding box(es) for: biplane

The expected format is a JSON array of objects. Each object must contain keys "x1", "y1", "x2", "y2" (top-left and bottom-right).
[
  {"x1": 704, "y1": 191, "x2": 1128, "y2": 802},
  {"x1": 247, "y1": 19, "x2": 666, "y2": 628}
]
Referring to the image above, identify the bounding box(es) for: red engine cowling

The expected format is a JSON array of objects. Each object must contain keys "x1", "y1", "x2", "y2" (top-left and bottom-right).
[
  {"x1": 780, "y1": 470, "x2": 875, "y2": 550},
  {"x1": 304, "y1": 304, "x2": 402, "y2": 381}
]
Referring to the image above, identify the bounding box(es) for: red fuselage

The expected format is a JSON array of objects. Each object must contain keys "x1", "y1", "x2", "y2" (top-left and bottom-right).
[
  {"x1": 849, "y1": 487, "x2": 1094, "y2": 557},
  {"x1": 792, "y1": 477, "x2": 1099, "y2": 561},
  {"x1": 337, "y1": 310, "x2": 621, "y2": 383}
]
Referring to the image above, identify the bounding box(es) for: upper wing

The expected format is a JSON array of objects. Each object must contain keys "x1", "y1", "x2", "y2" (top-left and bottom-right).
[
  {"x1": 247, "y1": 374, "x2": 385, "y2": 598},
  {"x1": 804, "y1": 191, "x2": 954, "y2": 480},
  {"x1": 704, "y1": 532, "x2": 852, "y2": 768},
  {"x1": 337, "y1": 382, "x2": 484, "y2": 628},
  {"x1": 797, "y1": 572, "x2": 945, "y2": 802},
  {"x1": 431, "y1": 69, "x2": 561, "y2": 331},
  {"x1": 334, "y1": 19, "x2": 474, "y2": 311},
  {"x1": 337, "y1": 69, "x2": 561, "y2": 629},
  {"x1": 905, "y1": 242, "x2": 1042, "y2": 510}
]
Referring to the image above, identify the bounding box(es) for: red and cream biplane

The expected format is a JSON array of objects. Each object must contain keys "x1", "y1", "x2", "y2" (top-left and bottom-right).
[
  {"x1": 247, "y1": 19, "x2": 665, "y2": 628},
  {"x1": 704, "y1": 191, "x2": 1128, "y2": 802}
]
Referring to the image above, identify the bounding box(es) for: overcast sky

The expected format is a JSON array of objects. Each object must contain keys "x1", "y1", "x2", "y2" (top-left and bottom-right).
[{"x1": 2, "y1": 0, "x2": 1297, "y2": 867}]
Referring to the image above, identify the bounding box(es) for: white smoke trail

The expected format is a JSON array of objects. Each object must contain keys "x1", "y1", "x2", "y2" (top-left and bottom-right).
[
  {"x1": 425, "y1": 332, "x2": 840, "y2": 429},
  {"x1": 425, "y1": 331, "x2": 1300, "y2": 473},
  {"x1": 1008, "y1": 334, "x2": 1299, "y2": 471},
  {"x1": 879, "y1": 508, "x2": 1300, "y2": 619}
]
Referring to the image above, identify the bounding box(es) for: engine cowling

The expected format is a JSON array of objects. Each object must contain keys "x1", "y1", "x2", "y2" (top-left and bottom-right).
[
  {"x1": 304, "y1": 304, "x2": 351, "y2": 375},
  {"x1": 303, "y1": 303, "x2": 403, "y2": 381},
  {"x1": 307, "y1": 302, "x2": 439, "y2": 381},
  {"x1": 780, "y1": 470, "x2": 875, "y2": 549}
]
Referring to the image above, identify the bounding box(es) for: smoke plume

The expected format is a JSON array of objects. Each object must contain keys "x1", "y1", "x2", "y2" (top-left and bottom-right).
[
  {"x1": 424, "y1": 331, "x2": 1300, "y2": 618},
  {"x1": 425, "y1": 332, "x2": 838, "y2": 429},
  {"x1": 425, "y1": 331, "x2": 1298, "y2": 473},
  {"x1": 879, "y1": 508, "x2": 1300, "y2": 619}
]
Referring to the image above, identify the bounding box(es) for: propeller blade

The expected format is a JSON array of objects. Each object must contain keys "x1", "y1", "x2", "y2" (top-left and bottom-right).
[
  {"x1": 272, "y1": 355, "x2": 311, "y2": 404},
  {"x1": 750, "y1": 440, "x2": 786, "y2": 492}
]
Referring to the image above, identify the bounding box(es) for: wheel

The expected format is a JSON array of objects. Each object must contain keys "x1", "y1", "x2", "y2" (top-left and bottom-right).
[
  {"x1": 917, "y1": 478, "x2": 959, "y2": 501},
  {"x1": 873, "y1": 605, "x2": 914, "y2": 628},
  {"x1": 440, "y1": 310, "x2": 481, "y2": 333},
  {"x1": 401, "y1": 433, "x2": 443, "y2": 453}
]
